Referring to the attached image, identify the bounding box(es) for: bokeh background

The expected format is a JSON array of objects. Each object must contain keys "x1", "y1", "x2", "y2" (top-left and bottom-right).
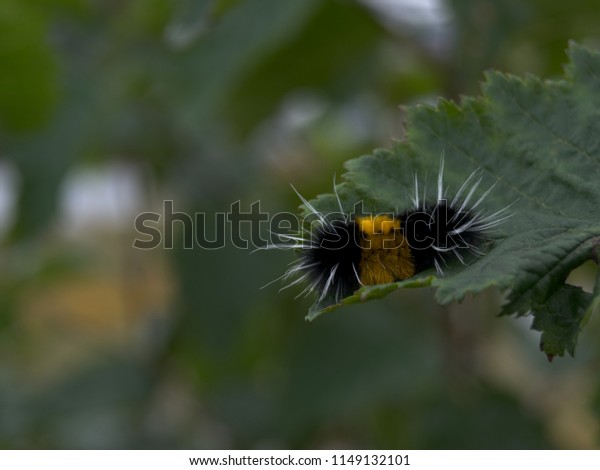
[{"x1": 2, "y1": 0, "x2": 600, "y2": 449}]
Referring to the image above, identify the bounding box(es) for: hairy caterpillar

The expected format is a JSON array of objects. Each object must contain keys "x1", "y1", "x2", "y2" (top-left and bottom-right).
[{"x1": 268, "y1": 158, "x2": 512, "y2": 305}]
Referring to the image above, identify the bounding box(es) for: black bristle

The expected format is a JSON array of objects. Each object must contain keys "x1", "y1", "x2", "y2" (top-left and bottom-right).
[
  {"x1": 301, "y1": 219, "x2": 362, "y2": 300},
  {"x1": 402, "y1": 200, "x2": 481, "y2": 273}
]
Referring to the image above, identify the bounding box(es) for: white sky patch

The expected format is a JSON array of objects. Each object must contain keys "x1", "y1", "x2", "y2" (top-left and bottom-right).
[
  {"x1": 363, "y1": 0, "x2": 451, "y2": 26},
  {"x1": 361, "y1": 0, "x2": 454, "y2": 55},
  {"x1": 59, "y1": 162, "x2": 144, "y2": 236}
]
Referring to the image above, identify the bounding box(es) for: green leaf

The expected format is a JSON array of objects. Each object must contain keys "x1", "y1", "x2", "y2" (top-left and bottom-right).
[
  {"x1": 303, "y1": 42, "x2": 600, "y2": 358},
  {"x1": 531, "y1": 284, "x2": 590, "y2": 360}
]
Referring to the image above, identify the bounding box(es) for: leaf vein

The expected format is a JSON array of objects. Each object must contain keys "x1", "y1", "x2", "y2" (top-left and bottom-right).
[
  {"x1": 506, "y1": 92, "x2": 600, "y2": 169},
  {"x1": 420, "y1": 120, "x2": 569, "y2": 217}
]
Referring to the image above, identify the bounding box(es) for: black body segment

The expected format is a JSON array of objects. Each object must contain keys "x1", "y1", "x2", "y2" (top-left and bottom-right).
[
  {"x1": 302, "y1": 219, "x2": 362, "y2": 300},
  {"x1": 401, "y1": 200, "x2": 482, "y2": 273}
]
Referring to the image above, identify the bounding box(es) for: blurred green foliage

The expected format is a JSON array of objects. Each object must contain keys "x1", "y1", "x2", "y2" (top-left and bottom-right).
[{"x1": 1, "y1": 0, "x2": 600, "y2": 449}]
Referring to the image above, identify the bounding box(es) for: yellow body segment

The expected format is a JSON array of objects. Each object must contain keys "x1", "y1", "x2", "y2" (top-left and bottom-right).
[{"x1": 356, "y1": 215, "x2": 415, "y2": 285}]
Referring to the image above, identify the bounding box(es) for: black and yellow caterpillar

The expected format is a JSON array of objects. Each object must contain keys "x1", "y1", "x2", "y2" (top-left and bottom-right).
[{"x1": 272, "y1": 159, "x2": 511, "y2": 304}]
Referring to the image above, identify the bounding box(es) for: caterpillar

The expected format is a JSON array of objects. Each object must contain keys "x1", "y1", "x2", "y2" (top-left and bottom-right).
[{"x1": 269, "y1": 158, "x2": 512, "y2": 305}]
